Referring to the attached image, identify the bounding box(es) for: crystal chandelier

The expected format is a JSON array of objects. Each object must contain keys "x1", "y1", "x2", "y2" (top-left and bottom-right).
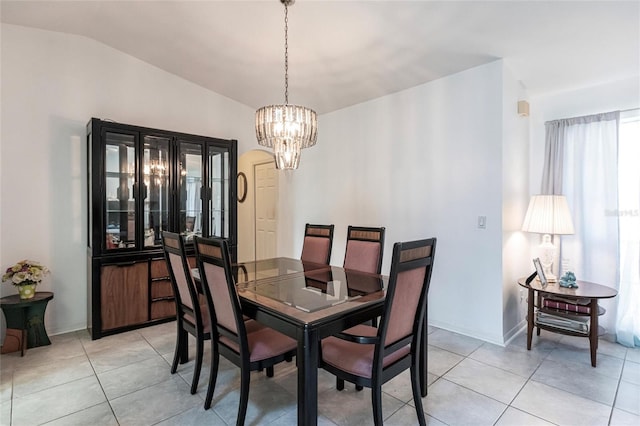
[{"x1": 255, "y1": 0, "x2": 317, "y2": 170}]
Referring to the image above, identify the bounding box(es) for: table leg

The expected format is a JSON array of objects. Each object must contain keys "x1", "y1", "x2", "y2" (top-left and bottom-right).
[
  {"x1": 527, "y1": 288, "x2": 534, "y2": 350},
  {"x1": 298, "y1": 326, "x2": 318, "y2": 426},
  {"x1": 589, "y1": 298, "x2": 598, "y2": 367},
  {"x1": 25, "y1": 302, "x2": 52, "y2": 349},
  {"x1": 21, "y1": 329, "x2": 27, "y2": 357}
]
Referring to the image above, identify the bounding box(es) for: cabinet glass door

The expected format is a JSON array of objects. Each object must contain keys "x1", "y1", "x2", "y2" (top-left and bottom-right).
[
  {"x1": 178, "y1": 142, "x2": 203, "y2": 238},
  {"x1": 143, "y1": 136, "x2": 170, "y2": 247},
  {"x1": 208, "y1": 146, "x2": 230, "y2": 238},
  {"x1": 104, "y1": 131, "x2": 136, "y2": 250}
]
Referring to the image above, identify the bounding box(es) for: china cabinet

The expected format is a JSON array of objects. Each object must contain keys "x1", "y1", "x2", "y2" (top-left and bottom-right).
[{"x1": 87, "y1": 118, "x2": 237, "y2": 339}]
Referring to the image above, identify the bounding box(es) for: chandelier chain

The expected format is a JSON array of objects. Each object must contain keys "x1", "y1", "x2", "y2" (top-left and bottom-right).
[
  {"x1": 284, "y1": 3, "x2": 289, "y2": 105},
  {"x1": 254, "y1": 0, "x2": 317, "y2": 169}
]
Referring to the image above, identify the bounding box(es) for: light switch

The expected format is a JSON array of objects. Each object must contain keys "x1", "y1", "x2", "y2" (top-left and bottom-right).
[{"x1": 478, "y1": 216, "x2": 486, "y2": 229}]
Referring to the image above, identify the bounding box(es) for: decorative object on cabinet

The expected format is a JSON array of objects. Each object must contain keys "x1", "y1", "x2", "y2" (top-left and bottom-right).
[
  {"x1": 86, "y1": 118, "x2": 237, "y2": 339},
  {"x1": 255, "y1": 0, "x2": 318, "y2": 170},
  {"x1": 2, "y1": 259, "x2": 50, "y2": 300},
  {"x1": 522, "y1": 195, "x2": 575, "y2": 282}
]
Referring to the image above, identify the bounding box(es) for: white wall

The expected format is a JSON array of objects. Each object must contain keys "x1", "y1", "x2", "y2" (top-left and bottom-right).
[
  {"x1": 0, "y1": 24, "x2": 256, "y2": 336},
  {"x1": 527, "y1": 77, "x2": 640, "y2": 332},
  {"x1": 277, "y1": 61, "x2": 509, "y2": 344},
  {"x1": 1, "y1": 23, "x2": 546, "y2": 345},
  {"x1": 501, "y1": 63, "x2": 531, "y2": 342}
]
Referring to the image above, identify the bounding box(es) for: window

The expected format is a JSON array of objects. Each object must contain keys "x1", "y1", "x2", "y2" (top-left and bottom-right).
[{"x1": 617, "y1": 110, "x2": 640, "y2": 346}]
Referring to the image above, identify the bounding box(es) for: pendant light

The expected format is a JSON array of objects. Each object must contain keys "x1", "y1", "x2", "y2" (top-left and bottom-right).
[{"x1": 255, "y1": 0, "x2": 318, "y2": 170}]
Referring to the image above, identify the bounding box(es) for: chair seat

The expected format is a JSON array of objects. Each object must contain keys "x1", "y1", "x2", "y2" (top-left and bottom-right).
[
  {"x1": 244, "y1": 319, "x2": 265, "y2": 334},
  {"x1": 322, "y1": 325, "x2": 410, "y2": 379},
  {"x1": 220, "y1": 326, "x2": 297, "y2": 362}
]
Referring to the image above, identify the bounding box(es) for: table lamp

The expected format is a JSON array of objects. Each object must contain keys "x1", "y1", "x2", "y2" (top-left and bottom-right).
[{"x1": 522, "y1": 195, "x2": 575, "y2": 282}]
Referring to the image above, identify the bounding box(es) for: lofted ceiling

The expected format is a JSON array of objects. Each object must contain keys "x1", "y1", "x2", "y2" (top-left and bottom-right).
[{"x1": 1, "y1": 0, "x2": 639, "y2": 114}]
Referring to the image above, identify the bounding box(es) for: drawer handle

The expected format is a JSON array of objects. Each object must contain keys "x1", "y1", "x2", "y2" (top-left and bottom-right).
[{"x1": 112, "y1": 261, "x2": 136, "y2": 267}]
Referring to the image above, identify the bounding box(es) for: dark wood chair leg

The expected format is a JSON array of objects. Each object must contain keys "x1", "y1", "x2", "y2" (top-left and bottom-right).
[
  {"x1": 411, "y1": 361, "x2": 427, "y2": 426},
  {"x1": 336, "y1": 377, "x2": 344, "y2": 391},
  {"x1": 355, "y1": 384, "x2": 363, "y2": 391},
  {"x1": 237, "y1": 368, "x2": 251, "y2": 426},
  {"x1": 371, "y1": 381, "x2": 383, "y2": 426},
  {"x1": 179, "y1": 328, "x2": 189, "y2": 364},
  {"x1": 266, "y1": 366, "x2": 274, "y2": 377},
  {"x1": 204, "y1": 349, "x2": 219, "y2": 410},
  {"x1": 171, "y1": 325, "x2": 183, "y2": 374},
  {"x1": 191, "y1": 334, "x2": 204, "y2": 394}
]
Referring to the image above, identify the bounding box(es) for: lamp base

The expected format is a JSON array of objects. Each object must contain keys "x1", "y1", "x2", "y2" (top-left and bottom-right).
[{"x1": 539, "y1": 234, "x2": 558, "y2": 283}]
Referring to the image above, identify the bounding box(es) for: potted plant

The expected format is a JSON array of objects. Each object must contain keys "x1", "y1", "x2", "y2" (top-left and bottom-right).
[{"x1": 2, "y1": 260, "x2": 49, "y2": 299}]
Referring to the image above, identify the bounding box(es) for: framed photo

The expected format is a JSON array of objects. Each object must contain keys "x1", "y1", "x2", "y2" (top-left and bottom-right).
[{"x1": 532, "y1": 258, "x2": 548, "y2": 287}]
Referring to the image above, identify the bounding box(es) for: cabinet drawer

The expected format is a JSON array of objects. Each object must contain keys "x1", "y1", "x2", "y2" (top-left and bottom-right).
[
  {"x1": 151, "y1": 300, "x2": 176, "y2": 320},
  {"x1": 151, "y1": 279, "x2": 174, "y2": 299},
  {"x1": 150, "y1": 259, "x2": 170, "y2": 279}
]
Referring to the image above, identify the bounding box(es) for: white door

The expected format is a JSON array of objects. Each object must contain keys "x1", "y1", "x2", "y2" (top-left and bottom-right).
[{"x1": 254, "y1": 161, "x2": 277, "y2": 260}]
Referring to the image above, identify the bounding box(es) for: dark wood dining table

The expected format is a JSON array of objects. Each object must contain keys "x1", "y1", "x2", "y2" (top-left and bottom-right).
[{"x1": 231, "y1": 257, "x2": 429, "y2": 426}]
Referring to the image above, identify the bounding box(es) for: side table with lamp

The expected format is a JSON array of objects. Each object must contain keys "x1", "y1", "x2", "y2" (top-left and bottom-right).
[
  {"x1": 520, "y1": 195, "x2": 618, "y2": 367},
  {"x1": 518, "y1": 275, "x2": 616, "y2": 367}
]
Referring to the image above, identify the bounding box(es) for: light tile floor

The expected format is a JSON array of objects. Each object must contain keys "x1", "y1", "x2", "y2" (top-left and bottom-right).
[{"x1": 1, "y1": 323, "x2": 639, "y2": 425}]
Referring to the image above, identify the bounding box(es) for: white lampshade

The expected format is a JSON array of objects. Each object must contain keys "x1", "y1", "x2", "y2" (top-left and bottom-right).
[{"x1": 522, "y1": 195, "x2": 575, "y2": 235}]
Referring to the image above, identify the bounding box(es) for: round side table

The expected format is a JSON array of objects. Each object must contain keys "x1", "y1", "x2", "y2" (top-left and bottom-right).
[{"x1": 0, "y1": 291, "x2": 54, "y2": 356}]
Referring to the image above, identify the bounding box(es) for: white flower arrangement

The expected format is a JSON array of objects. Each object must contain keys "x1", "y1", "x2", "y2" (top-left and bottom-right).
[{"x1": 2, "y1": 260, "x2": 49, "y2": 286}]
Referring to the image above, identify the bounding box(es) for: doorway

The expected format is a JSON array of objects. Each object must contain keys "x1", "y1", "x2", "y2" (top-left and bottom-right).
[
  {"x1": 254, "y1": 161, "x2": 277, "y2": 260},
  {"x1": 237, "y1": 150, "x2": 277, "y2": 262}
]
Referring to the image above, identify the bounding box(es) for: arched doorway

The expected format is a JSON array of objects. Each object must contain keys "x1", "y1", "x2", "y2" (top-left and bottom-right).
[{"x1": 237, "y1": 150, "x2": 278, "y2": 262}]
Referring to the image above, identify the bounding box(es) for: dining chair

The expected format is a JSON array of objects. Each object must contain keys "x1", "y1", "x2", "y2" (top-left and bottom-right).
[
  {"x1": 193, "y1": 236, "x2": 297, "y2": 423},
  {"x1": 344, "y1": 225, "x2": 386, "y2": 365},
  {"x1": 161, "y1": 231, "x2": 210, "y2": 395},
  {"x1": 300, "y1": 223, "x2": 335, "y2": 265},
  {"x1": 343, "y1": 225, "x2": 386, "y2": 274},
  {"x1": 320, "y1": 238, "x2": 437, "y2": 426}
]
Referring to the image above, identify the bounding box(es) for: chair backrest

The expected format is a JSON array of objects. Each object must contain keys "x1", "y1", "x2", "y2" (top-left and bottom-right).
[
  {"x1": 162, "y1": 231, "x2": 200, "y2": 320},
  {"x1": 376, "y1": 238, "x2": 437, "y2": 361},
  {"x1": 301, "y1": 223, "x2": 335, "y2": 265},
  {"x1": 343, "y1": 226, "x2": 386, "y2": 274},
  {"x1": 193, "y1": 236, "x2": 247, "y2": 353}
]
